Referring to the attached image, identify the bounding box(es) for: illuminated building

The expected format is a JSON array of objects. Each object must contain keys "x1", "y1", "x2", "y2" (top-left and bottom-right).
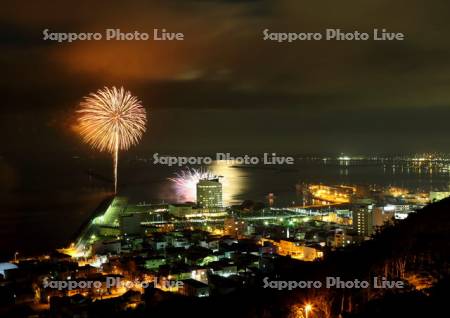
[
  {"x1": 168, "y1": 203, "x2": 194, "y2": 218},
  {"x1": 180, "y1": 279, "x2": 210, "y2": 297},
  {"x1": 260, "y1": 239, "x2": 323, "y2": 261},
  {"x1": 92, "y1": 240, "x2": 121, "y2": 255},
  {"x1": 430, "y1": 191, "x2": 450, "y2": 202},
  {"x1": 196, "y1": 179, "x2": 223, "y2": 211},
  {"x1": 328, "y1": 228, "x2": 350, "y2": 249},
  {"x1": 308, "y1": 184, "x2": 355, "y2": 204},
  {"x1": 381, "y1": 204, "x2": 418, "y2": 220},
  {"x1": 352, "y1": 204, "x2": 374, "y2": 237},
  {"x1": 224, "y1": 217, "x2": 246, "y2": 238},
  {"x1": 145, "y1": 257, "x2": 166, "y2": 270}
]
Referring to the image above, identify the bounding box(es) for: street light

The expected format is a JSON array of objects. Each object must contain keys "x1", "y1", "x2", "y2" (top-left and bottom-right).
[{"x1": 304, "y1": 303, "x2": 312, "y2": 318}]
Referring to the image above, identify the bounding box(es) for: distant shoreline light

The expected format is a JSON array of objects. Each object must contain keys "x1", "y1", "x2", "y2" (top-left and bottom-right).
[{"x1": 153, "y1": 152, "x2": 294, "y2": 167}]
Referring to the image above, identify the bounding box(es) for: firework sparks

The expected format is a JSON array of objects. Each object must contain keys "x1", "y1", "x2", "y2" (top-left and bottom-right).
[
  {"x1": 77, "y1": 86, "x2": 147, "y2": 193},
  {"x1": 169, "y1": 168, "x2": 218, "y2": 202}
]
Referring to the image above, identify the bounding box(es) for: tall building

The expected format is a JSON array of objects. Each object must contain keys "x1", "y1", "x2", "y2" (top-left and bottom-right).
[
  {"x1": 352, "y1": 204, "x2": 374, "y2": 237},
  {"x1": 330, "y1": 228, "x2": 345, "y2": 248},
  {"x1": 196, "y1": 178, "x2": 223, "y2": 211}
]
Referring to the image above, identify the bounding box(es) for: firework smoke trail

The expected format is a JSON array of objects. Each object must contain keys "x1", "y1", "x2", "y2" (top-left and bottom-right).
[
  {"x1": 77, "y1": 86, "x2": 147, "y2": 193},
  {"x1": 168, "y1": 168, "x2": 218, "y2": 202}
]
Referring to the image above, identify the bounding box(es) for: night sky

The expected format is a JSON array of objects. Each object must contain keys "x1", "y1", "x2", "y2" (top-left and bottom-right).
[{"x1": 2, "y1": 0, "x2": 450, "y2": 156}]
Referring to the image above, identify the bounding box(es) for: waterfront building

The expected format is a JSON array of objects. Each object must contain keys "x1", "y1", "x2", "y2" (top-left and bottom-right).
[{"x1": 196, "y1": 179, "x2": 223, "y2": 211}]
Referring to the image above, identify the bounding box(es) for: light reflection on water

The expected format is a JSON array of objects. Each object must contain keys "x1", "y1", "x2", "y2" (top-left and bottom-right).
[
  {"x1": 209, "y1": 160, "x2": 249, "y2": 206},
  {"x1": 157, "y1": 159, "x2": 450, "y2": 207},
  {"x1": 1, "y1": 156, "x2": 450, "y2": 258}
]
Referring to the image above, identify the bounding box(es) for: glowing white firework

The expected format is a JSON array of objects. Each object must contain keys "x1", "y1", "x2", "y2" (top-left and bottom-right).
[
  {"x1": 77, "y1": 86, "x2": 147, "y2": 193},
  {"x1": 169, "y1": 168, "x2": 218, "y2": 202}
]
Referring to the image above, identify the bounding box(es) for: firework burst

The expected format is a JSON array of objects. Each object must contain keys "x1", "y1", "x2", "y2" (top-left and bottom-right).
[
  {"x1": 169, "y1": 168, "x2": 218, "y2": 202},
  {"x1": 77, "y1": 86, "x2": 147, "y2": 193}
]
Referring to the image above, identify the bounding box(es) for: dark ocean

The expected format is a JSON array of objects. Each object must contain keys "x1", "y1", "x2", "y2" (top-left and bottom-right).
[{"x1": 1, "y1": 154, "x2": 449, "y2": 260}]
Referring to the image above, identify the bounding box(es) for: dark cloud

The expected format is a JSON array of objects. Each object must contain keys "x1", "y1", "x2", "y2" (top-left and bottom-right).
[{"x1": 1, "y1": 0, "x2": 450, "y2": 154}]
